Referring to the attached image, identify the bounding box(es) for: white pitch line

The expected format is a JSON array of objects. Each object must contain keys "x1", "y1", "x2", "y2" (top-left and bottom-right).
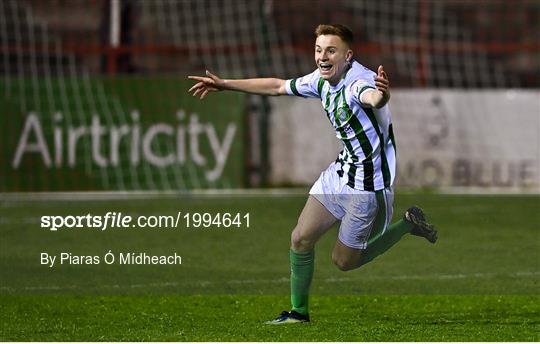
[
  {"x1": 6, "y1": 188, "x2": 538, "y2": 202},
  {"x1": 1, "y1": 188, "x2": 538, "y2": 202},
  {"x1": 1, "y1": 271, "x2": 538, "y2": 292},
  {"x1": 323, "y1": 271, "x2": 540, "y2": 282},
  {"x1": 0, "y1": 189, "x2": 309, "y2": 202}
]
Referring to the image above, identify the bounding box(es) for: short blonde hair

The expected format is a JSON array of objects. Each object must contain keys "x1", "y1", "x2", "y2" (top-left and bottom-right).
[{"x1": 315, "y1": 24, "x2": 353, "y2": 46}]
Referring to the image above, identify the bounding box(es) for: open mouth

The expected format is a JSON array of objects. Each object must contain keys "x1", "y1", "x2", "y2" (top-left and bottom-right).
[{"x1": 319, "y1": 63, "x2": 332, "y2": 72}]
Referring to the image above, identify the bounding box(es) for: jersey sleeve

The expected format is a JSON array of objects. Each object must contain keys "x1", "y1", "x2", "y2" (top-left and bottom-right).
[
  {"x1": 350, "y1": 72, "x2": 377, "y2": 106},
  {"x1": 285, "y1": 70, "x2": 321, "y2": 98}
]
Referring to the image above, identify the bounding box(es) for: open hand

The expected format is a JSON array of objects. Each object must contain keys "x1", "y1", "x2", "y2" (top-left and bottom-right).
[
  {"x1": 374, "y1": 65, "x2": 390, "y2": 95},
  {"x1": 187, "y1": 70, "x2": 224, "y2": 100}
]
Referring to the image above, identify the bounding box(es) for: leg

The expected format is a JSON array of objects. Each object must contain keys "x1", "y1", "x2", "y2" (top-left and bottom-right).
[
  {"x1": 331, "y1": 189, "x2": 437, "y2": 271},
  {"x1": 289, "y1": 195, "x2": 337, "y2": 316},
  {"x1": 332, "y1": 187, "x2": 409, "y2": 270},
  {"x1": 332, "y1": 239, "x2": 363, "y2": 271},
  {"x1": 268, "y1": 161, "x2": 346, "y2": 324},
  {"x1": 361, "y1": 203, "x2": 438, "y2": 266},
  {"x1": 332, "y1": 221, "x2": 413, "y2": 271},
  {"x1": 291, "y1": 195, "x2": 338, "y2": 252},
  {"x1": 359, "y1": 218, "x2": 413, "y2": 266},
  {"x1": 330, "y1": 189, "x2": 387, "y2": 271}
]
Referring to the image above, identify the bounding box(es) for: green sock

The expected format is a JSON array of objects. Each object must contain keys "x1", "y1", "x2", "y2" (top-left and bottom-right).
[
  {"x1": 360, "y1": 219, "x2": 413, "y2": 266},
  {"x1": 290, "y1": 249, "x2": 314, "y2": 315}
]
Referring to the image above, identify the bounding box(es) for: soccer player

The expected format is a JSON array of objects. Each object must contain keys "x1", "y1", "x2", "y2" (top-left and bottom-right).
[{"x1": 188, "y1": 24, "x2": 438, "y2": 324}]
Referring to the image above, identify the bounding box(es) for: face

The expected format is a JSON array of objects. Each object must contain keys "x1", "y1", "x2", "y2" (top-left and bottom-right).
[{"x1": 315, "y1": 34, "x2": 353, "y2": 85}]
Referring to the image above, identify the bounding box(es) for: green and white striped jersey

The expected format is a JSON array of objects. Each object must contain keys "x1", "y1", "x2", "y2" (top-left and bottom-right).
[{"x1": 285, "y1": 61, "x2": 396, "y2": 191}]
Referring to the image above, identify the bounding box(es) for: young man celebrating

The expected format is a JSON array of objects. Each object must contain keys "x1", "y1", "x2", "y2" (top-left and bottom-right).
[{"x1": 188, "y1": 24, "x2": 438, "y2": 324}]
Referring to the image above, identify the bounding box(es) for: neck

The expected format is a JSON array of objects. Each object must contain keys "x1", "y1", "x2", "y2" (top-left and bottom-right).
[{"x1": 328, "y1": 63, "x2": 351, "y2": 86}]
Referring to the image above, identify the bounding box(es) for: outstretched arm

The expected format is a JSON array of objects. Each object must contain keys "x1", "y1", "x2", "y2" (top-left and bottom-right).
[
  {"x1": 360, "y1": 65, "x2": 391, "y2": 109},
  {"x1": 188, "y1": 70, "x2": 287, "y2": 99}
]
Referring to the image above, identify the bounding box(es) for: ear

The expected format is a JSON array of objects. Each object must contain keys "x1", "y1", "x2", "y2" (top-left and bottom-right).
[{"x1": 346, "y1": 49, "x2": 353, "y2": 62}]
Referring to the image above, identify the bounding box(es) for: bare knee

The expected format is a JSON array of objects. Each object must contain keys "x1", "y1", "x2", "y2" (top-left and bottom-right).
[
  {"x1": 332, "y1": 252, "x2": 361, "y2": 271},
  {"x1": 291, "y1": 227, "x2": 316, "y2": 252},
  {"x1": 332, "y1": 255, "x2": 355, "y2": 271}
]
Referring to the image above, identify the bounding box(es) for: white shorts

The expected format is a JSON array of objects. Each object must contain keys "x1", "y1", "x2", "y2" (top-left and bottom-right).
[{"x1": 309, "y1": 162, "x2": 394, "y2": 250}]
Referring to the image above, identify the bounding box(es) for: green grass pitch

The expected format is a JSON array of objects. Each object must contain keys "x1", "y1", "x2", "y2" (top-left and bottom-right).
[{"x1": 1, "y1": 193, "x2": 539, "y2": 341}]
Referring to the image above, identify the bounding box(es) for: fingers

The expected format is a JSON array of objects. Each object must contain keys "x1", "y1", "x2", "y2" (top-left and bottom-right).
[
  {"x1": 187, "y1": 76, "x2": 214, "y2": 98},
  {"x1": 192, "y1": 86, "x2": 203, "y2": 98},
  {"x1": 187, "y1": 70, "x2": 219, "y2": 82},
  {"x1": 187, "y1": 70, "x2": 221, "y2": 99},
  {"x1": 188, "y1": 76, "x2": 212, "y2": 84},
  {"x1": 188, "y1": 81, "x2": 204, "y2": 93},
  {"x1": 375, "y1": 65, "x2": 389, "y2": 92},
  {"x1": 375, "y1": 83, "x2": 388, "y2": 93},
  {"x1": 206, "y1": 70, "x2": 218, "y2": 80},
  {"x1": 188, "y1": 83, "x2": 219, "y2": 99},
  {"x1": 375, "y1": 76, "x2": 389, "y2": 88},
  {"x1": 200, "y1": 89, "x2": 209, "y2": 100},
  {"x1": 377, "y1": 65, "x2": 388, "y2": 79},
  {"x1": 375, "y1": 80, "x2": 389, "y2": 93}
]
